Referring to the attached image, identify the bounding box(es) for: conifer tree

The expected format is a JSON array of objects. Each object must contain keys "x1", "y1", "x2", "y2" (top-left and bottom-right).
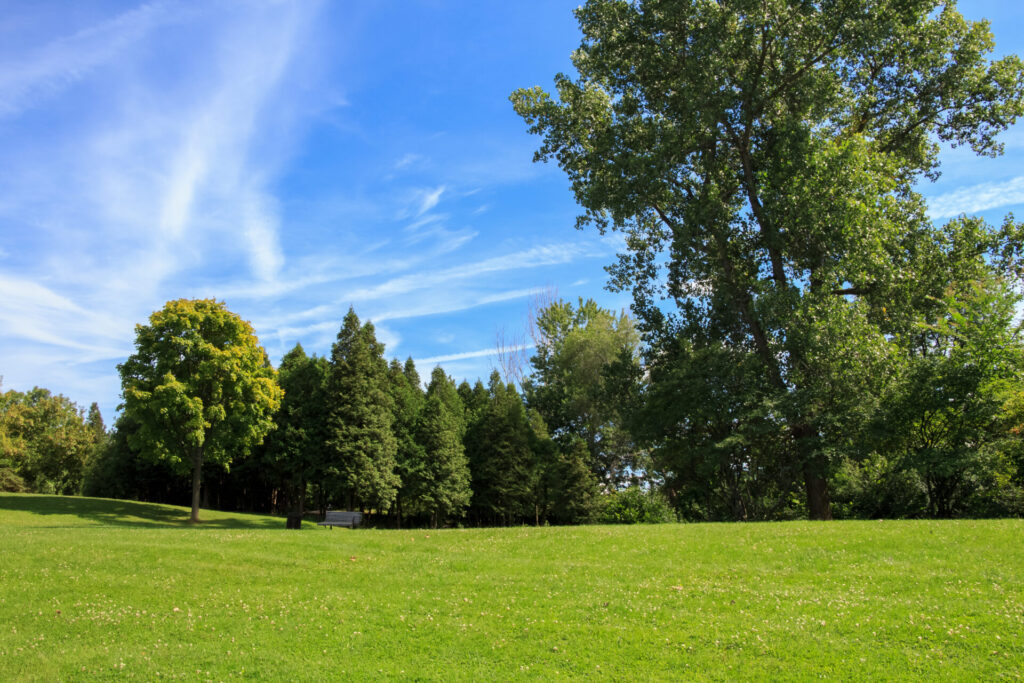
[
  {"x1": 389, "y1": 357, "x2": 425, "y2": 527},
  {"x1": 325, "y1": 309, "x2": 400, "y2": 513},
  {"x1": 410, "y1": 367, "x2": 472, "y2": 527},
  {"x1": 465, "y1": 371, "x2": 533, "y2": 525},
  {"x1": 264, "y1": 343, "x2": 329, "y2": 516}
]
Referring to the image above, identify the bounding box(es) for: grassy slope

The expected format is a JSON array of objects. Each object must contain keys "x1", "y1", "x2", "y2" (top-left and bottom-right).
[{"x1": 0, "y1": 494, "x2": 1021, "y2": 681}]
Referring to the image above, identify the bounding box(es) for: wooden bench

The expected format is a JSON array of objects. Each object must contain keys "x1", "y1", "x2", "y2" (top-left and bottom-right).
[{"x1": 317, "y1": 511, "x2": 363, "y2": 529}]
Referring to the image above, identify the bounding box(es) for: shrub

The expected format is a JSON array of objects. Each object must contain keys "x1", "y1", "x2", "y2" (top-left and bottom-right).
[{"x1": 598, "y1": 487, "x2": 677, "y2": 524}]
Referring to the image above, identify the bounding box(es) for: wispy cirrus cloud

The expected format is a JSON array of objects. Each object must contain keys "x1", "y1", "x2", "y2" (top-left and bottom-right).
[
  {"x1": 927, "y1": 175, "x2": 1024, "y2": 219},
  {"x1": 0, "y1": 1, "x2": 189, "y2": 117},
  {"x1": 417, "y1": 343, "x2": 535, "y2": 365},
  {"x1": 346, "y1": 242, "x2": 606, "y2": 302},
  {"x1": 416, "y1": 185, "x2": 445, "y2": 216},
  {"x1": 0, "y1": 1, "x2": 329, "y2": 416}
]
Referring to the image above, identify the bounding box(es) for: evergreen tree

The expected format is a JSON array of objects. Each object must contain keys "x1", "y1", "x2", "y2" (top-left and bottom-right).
[
  {"x1": 545, "y1": 438, "x2": 601, "y2": 525},
  {"x1": 465, "y1": 371, "x2": 533, "y2": 525},
  {"x1": 263, "y1": 344, "x2": 329, "y2": 515},
  {"x1": 409, "y1": 367, "x2": 472, "y2": 527},
  {"x1": 389, "y1": 357, "x2": 425, "y2": 527},
  {"x1": 325, "y1": 309, "x2": 400, "y2": 513},
  {"x1": 85, "y1": 403, "x2": 105, "y2": 439}
]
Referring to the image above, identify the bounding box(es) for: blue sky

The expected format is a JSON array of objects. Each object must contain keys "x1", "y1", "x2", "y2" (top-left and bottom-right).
[{"x1": 1, "y1": 0, "x2": 1023, "y2": 423}]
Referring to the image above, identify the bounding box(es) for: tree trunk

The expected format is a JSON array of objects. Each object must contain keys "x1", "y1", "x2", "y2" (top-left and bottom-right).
[
  {"x1": 190, "y1": 446, "x2": 204, "y2": 523},
  {"x1": 804, "y1": 467, "x2": 832, "y2": 520}
]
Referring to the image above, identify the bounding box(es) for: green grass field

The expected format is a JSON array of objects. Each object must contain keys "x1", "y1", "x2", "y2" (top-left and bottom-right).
[{"x1": 1, "y1": 494, "x2": 1021, "y2": 681}]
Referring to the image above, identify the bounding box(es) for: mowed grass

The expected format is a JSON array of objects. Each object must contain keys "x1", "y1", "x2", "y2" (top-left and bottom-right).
[{"x1": 1, "y1": 494, "x2": 1021, "y2": 681}]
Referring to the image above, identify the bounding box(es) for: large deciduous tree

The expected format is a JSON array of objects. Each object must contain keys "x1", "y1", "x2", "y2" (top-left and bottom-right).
[
  {"x1": 0, "y1": 386, "x2": 96, "y2": 494},
  {"x1": 524, "y1": 298, "x2": 641, "y2": 486},
  {"x1": 513, "y1": 0, "x2": 1024, "y2": 519},
  {"x1": 118, "y1": 299, "x2": 282, "y2": 523}
]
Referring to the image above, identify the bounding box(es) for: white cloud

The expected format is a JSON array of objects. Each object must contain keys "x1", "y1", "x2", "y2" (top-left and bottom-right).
[
  {"x1": 417, "y1": 343, "x2": 535, "y2": 365},
  {"x1": 393, "y1": 153, "x2": 422, "y2": 170},
  {"x1": 0, "y1": 1, "x2": 188, "y2": 116},
  {"x1": 0, "y1": 2, "x2": 327, "y2": 417},
  {"x1": 373, "y1": 286, "x2": 545, "y2": 323},
  {"x1": 417, "y1": 186, "x2": 445, "y2": 216},
  {"x1": 346, "y1": 242, "x2": 605, "y2": 303},
  {"x1": 927, "y1": 175, "x2": 1024, "y2": 219}
]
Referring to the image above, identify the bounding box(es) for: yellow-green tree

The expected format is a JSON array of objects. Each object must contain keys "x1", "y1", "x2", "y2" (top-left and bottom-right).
[{"x1": 118, "y1": 299, "x2": 282, "y2": 523}]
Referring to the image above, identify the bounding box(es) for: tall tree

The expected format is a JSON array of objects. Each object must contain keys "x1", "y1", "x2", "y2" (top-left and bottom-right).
[
  {"x1": 513, "y1": 0, "x2": 1024, "y2": 519},
  {"x1": 465, "y1": 371, "x2": 534, "y2": 525},
  {"x1": 325, "y1": 309, "x2": 400, "y2": 513},
  {"x1": 389, "y1": 357, "x2": 425, "y2": 527},
  {"x1": 118, "y1": 299, "x2": 282, "y2": 522},
  {"x1": 524, "y1": 298, "x2": 641, "y2": 485},
  {"x1": 263, "y1": 344, "x2": 329, "y2": 516},
  {"x1": 875, "y1": 278, "x2": 1024, "y2": 517},
  {"x1": 409, "y1": 367, "x2": 472, "y2": 527}
]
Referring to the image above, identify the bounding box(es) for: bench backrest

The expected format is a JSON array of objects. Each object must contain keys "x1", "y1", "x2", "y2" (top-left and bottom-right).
[{"x1": 324, "y1": 511, "x2": 362, "y2": 524}]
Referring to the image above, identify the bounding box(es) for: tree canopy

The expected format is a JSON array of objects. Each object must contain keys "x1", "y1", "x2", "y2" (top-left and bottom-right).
[
  {"x1": 118, "y1": 299, "x2": 282, "y2": 522},
  {"x1": 513, "y1": 0, "x2": 1024, "y2": 519}
]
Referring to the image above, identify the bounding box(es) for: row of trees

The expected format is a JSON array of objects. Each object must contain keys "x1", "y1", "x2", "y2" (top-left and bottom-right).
[
  {"x1": 8, "y1": 282, "x2": 1024, "y2": 522},
  {"x1": 1, "y1": 384, "x2": 105, "y2": 495},
  {"x1": 80, "y1": 302, "x2": 654, "y2": 526}
]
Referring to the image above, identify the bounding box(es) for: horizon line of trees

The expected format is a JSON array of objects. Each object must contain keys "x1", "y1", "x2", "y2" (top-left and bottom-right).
[
  {"x1": 35, "y1": 300, "x2": 667, "y2": 527},
  {"x1": 5, "y1": 285, "x2": 1024, "y2": 524}
]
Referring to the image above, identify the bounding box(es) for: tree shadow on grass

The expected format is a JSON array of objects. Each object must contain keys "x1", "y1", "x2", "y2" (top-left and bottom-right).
[{"x1": 0, "y1": 494, "x2": 285, "y2": 529}]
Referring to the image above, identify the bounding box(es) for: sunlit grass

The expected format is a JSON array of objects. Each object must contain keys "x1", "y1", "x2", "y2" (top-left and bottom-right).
[{"x1": 1, "y1": 493, "x2": 1021, "y2": 680}]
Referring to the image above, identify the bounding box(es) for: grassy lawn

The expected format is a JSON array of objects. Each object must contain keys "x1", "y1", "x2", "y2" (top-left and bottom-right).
[{"x1": 1, "y1": 494, "x2": 1021, "y2": 681}]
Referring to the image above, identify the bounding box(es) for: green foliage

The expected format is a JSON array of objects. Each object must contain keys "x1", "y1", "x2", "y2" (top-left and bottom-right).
[
  {"x1": 261, "y1": 344, "x2": 330, "y2": 514},
  {"x1": 830, "y1": 453, "x2": 928, "y2": 520},
  {"x1": 874, "y1": 279, "x2": 1024, "y2": 517},
  {"x1": 325, "y1": 308, "x2": 400, "y2": 512},
  {"x1": 597, "y1": 486, "x2": 677, "y2": 524},
  {"x1": 465, "y1": 372, "x2": 534, "y2": 525},
  {"x1": 513, "y1": 0, "x2": 1024, "y2": 519},
  {"x1": 524, "y1": 298, "x2": 641, "y2": 485},
  {"x1": 541, "y1": 437, "x2": 601, "y2": 524},
  {"x1": 389, "y1": 357, "x2": 426, "y2": 525},
  {"x1": 407, "y1": 367, "x2": 472, "y2": 527},
  {"x1": 0, "y1": 386, "x2": 96, "y2": 494},
  {"x1": 118, "y1": 299, "x2": 282, "y2": 522}
]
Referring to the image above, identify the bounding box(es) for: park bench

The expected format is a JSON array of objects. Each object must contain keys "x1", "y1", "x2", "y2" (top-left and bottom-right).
[{"x1": 317, "y1": 510, "x2": 363, "y2": 529}]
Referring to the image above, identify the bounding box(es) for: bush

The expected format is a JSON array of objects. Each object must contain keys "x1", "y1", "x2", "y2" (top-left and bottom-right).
[
  {"x1": 598, "y1": 487, "x2": 677, "y2": 524},
  {"x1": 831, "y1": 453, "x2": 927, "y2": 519}
]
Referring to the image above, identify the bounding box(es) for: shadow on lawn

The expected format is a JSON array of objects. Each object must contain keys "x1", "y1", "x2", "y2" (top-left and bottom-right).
[{"x1": 0, "y1": 494, "x2": 284, "y2": 529}]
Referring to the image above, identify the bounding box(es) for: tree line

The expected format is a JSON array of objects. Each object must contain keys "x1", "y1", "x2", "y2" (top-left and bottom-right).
[{"x1": 51, "y1": 300, "x2": 667, "y2": 527}]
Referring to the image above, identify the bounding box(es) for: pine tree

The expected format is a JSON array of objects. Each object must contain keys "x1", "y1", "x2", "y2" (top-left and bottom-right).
[{"x1": 325, "y1": 309, "x2": 400, "y2": 513}]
